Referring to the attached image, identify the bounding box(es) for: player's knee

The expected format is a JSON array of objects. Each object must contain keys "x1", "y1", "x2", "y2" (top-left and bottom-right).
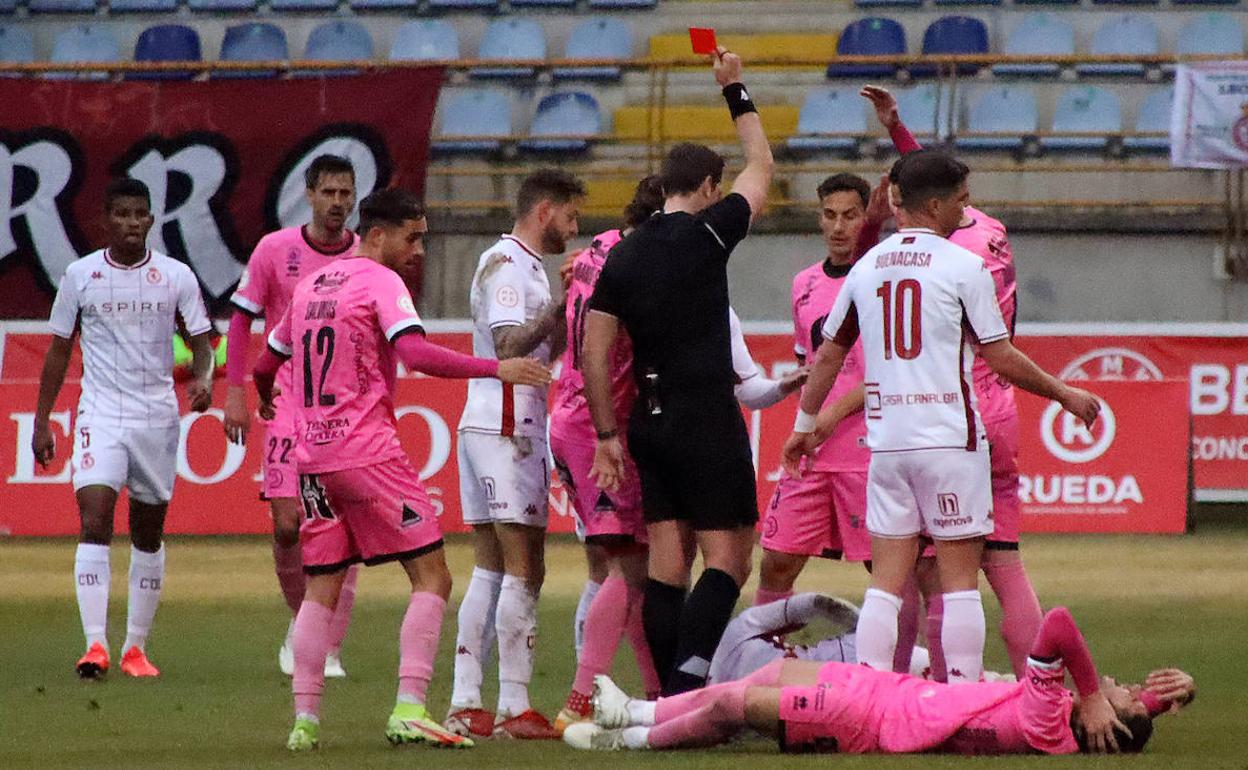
[
  {"x1": 273, "y1": 521, "x2": 300, "y2": 548},
  {"x1": 78, "y1": 513, "x2": 113, "y2": 545},
  {"x1": 743, "y1": 688, "x2": 782, "y2": 736},
  {"x1": 129, "y1": 531, "x2": 162, "y2": 553},
  {"x1": 760, "y1": 550, "x2": 804, "y2": 590}
]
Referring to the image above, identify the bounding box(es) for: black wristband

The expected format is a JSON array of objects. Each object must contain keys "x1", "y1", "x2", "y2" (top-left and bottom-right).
[
  {"x1": 597, "y1": 429, "x2": 618, "y2": 441},
  {"x1": 722, "y1": 82, "x2": 757, "y2": 121}
]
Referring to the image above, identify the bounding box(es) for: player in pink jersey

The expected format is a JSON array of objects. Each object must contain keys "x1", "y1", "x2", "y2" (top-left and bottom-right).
[
  {"x1": 566, "y1": 606, "x2": 1165, "y2": 756},
  {"x1": 224, "y1": 155, "x2": 361, "y2": 677},
  {"x1": 863, "y1": 85, "x2": 1042, "y2": 679},
  {"x1": 252, "y1": 189, "x2": 551, "y2": 751}
]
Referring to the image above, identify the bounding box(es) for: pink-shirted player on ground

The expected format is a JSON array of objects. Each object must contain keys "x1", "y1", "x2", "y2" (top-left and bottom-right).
[
  {"x1": 566, "y1": 607, "x2": 1177, "y2": 756},
  {"x1": 223, "y1": 154, "x2": 361, "y2": 678},
  {"x1": 252, "y1": 189, "x2": 552, "y2": 752},
  {"x1": 860, "y1": 84, "x2": 1044, "y2": 680}
]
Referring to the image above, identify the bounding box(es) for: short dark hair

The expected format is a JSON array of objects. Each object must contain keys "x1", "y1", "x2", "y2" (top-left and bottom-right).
[
  {"x1": 356, "y1": 188, "x2": 424, "y2": 234},
  {"x1": 892, "y1": 150, "x2": 969, "y2": 210},
  {"x1": 816, "y1": 174, "x2": 870, "y2": 209},
  {"x1": 623, "y1": 175, "x2": 664, "y2": 229},
  {"x1": 1073, "y1": 710, "x2": 1153, "y2": 754},
  {"x1": 305, "y1": 154, "x2": 355, "y2": 190},
  {"x1": 104, "y1": 178, "x2": 150, "y2": 212},
  {"x1": 660, "y1": 143, "x2": 725, "y2": 197},
  {"x1": 516, "y1": 168, "x2": 586, "y2": 218}
]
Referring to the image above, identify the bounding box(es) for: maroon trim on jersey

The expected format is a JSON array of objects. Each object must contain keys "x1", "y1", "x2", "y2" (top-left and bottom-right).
[
  {"x1": 500, "y1": 234, "x2": 542, "y2": 261},
  {"x1": 500, "y1": 382, "x2": 516, "y2": 437},
  {"x1": 300, "y1": 225, "x2": 355, "y2": 257},
  {"x1": 103, "y1": 249, "x2": 151, "y2": 270},
  {"x1": 831, "y1": 301, "x2": 860, "y2": 348},
  {"x1": 958, "y1": 313, "x2": 977, "y2": 452}
]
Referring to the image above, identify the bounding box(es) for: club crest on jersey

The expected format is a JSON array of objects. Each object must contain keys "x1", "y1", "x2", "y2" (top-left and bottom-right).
[
  {"x1": 286, "y1": 248, "x2": 301, "y2": 276},
  {"x1": 312, "y1": 271, "x2": 349, "y2": 295},
  {"x1": 496, "y1": 285, "x2": 520, "y2": 308},
  {"x1": 146, "y1": 267, "x2": 162, "y2": 285}
]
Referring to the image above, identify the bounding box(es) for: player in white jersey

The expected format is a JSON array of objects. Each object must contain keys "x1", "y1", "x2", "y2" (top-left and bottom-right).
[
  {"x1": 32, "y1": 179, "x2": 214, "y2": 679},
  {"x1": 782, "y1": 151, "x2": 1099, "y2": 685},
  {"x1": 448, "y1": 169, "x2": 585, "y2": 740}
]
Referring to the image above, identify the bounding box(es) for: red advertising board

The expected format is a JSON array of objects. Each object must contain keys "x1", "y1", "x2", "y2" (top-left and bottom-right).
[{"x1": 1015, "y1": 380, "x2": 1190, "y2": 534}]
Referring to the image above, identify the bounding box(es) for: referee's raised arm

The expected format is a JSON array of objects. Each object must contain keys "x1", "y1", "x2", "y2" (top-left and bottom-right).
[{"x1": 714, "y1": 47, "x2": 774, "y2": 222}]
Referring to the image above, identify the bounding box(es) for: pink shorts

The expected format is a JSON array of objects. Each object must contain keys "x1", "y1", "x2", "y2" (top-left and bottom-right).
[
  {"x1": 261, "y1": 404, "x2": 299, "y2": 501},
  {"x1": 777, "y1": 683, "x2": 848, "y2": 754},
  {"x1": 298, "y1": 458, "x2": 443, "y2": 574},
  {"x1": 985, "y1": 412, "x2": 1020, "y2": 546},
  {"x1": 760, "y1": 470, "x2": 870, "y2": 562},
  {"x1": 550, "y1": 430, "x2": 646, "y2": 544}
]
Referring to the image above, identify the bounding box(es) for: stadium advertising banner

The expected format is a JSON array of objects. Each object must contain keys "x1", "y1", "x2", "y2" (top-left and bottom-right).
[
  {"x1": 0, "y1": 69, "x2": 443, "y2": 319},
  {"x1": 1171, "y1": 62, "x2": 1248, "y2": 169},
  {"x1": 0, "y1": 328, "x2": 1228, "y2": 537}
]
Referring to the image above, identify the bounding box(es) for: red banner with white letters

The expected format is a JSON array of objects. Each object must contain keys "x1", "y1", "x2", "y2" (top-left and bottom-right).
[{"x1": 0, "y1": 69, "x2": 442, "y2": 318}]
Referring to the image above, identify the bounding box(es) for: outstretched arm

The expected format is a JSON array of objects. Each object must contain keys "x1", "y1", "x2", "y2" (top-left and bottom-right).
[
  {"x1": 717, "y1": 49, "x2": 774, "y2": 221},
  {"x1": 979, "y1": 340, "x2": 1099, "y2": 427},
  {"x1": 861, "y1": 85, "x2": 923, "y2": 153},
  {"x1": 394, "y1": 333, "x2": 551, "y2": 385}
]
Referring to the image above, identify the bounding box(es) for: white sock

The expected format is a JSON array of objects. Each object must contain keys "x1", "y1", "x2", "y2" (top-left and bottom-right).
[
  {"x1": 124, "y1": 544, "x2": 165, "y2": 653},
  {"x1": 627, "y1": 699, "x2": 656, "y2": 726},
  {"x1": 495, "y1": 574, "x2": 538, "y2": 718},
  {"x1": 450, "y1": 567, "x2": 502, "y2": 709},
  {"x1": 574, "y1": 579, "x2": 602, "y2": 658},
  {"x1": 622, "y1": 726, "x2": 651, "y2": 750},
  {"x1": 942, "y1": 589, "x2": 986, "y2": 684},
  {"x1": 75, "y1": 543, "x2": 110, "y2": 649},
  {"x1": 854, "y1": 588, "x2": 903, "y2": 670}
]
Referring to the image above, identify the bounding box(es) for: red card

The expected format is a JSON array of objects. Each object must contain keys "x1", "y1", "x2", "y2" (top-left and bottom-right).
[{"x1": 689, "y1": 27, "x2": 718, "y2": 55}]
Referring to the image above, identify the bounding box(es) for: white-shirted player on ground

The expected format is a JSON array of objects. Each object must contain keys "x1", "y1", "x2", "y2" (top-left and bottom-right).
[
  {"x1": 782, "y1": 151, "x2": 1100, "y2": 684},
  {"x1": 447, "y1": 169, "x2": 585, "y2": 740},
  {"x1": 222, "y1": 154, "x2": 360, "y2": 678},
  {"x1": 32, "y1": 178, "x2": 215, "y2": 679}
]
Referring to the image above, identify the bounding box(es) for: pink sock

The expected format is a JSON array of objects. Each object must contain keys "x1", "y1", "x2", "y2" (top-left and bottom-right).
[
  {"x1": 571, "y1": 575, "x2": 629, "y2": 696},
  {"x1": 624, "y1": 585, "x2": 662, "y2": 699},
  {"x1": 328, "y1": 565, "x2": 358, "y2": 654},
  {"x1": 984, "y1": 558, "x2": 1042, "y2": 678},
  {"x1": 398, "y1": 592, "x2": 447, "y2": 703},
  {"x1": 752, "y1": 586, "x2": 794, "y2": 607},
  {"x1": 273, "y1": 540, "x2": 305, "y2": 615},
  {"x1": 925, "y1": 592, "x2": 947, "y2": 682},
  {"x1": 292, "y1": 601, "x2": 334, "y2": 717},
  {"x1": 894, "y1": 578, "x2": 920, "y2": 674},
  {"x1": 649, "y1": 680, "x2": 747, "y2": 749}
]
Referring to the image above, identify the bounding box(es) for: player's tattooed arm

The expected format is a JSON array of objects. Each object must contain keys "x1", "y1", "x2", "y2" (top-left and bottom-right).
[
  {"x1": 492, "y1": 297, "x2": 567, "y2": 361},
  {"x1": 32, "y1": 334, "x2": 75, "y2": 468},
  {"x1": 979, "y1": 339, "x2": 1100, "y2": 427}
]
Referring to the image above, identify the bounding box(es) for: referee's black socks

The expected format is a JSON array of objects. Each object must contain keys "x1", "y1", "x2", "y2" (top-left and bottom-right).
[
  {"x1": 643, "y1": 578, "x2": 686, "y2": 691},
  {"x1": 665, "y1": 568, "x2": 740, "y2": 696}
]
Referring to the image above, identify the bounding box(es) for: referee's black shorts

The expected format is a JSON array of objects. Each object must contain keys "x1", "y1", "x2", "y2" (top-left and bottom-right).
[{"x1": 627, "y1": 397, "x2": 758, "y2": 531}]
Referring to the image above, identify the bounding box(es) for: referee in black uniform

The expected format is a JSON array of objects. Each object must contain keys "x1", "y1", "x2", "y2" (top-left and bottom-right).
[{"x1": 580, "y1": 47, "x2": 773, "y2": 695}]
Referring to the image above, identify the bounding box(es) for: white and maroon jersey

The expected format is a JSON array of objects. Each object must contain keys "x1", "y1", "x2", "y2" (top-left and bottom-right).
[
  {"x1": 791, "y1": 259, "x2": 870, "y2": 472},
  {"x1": 48, "y1": 249, "x2": 211, "y2": 428},
  {"x1": 459, "y1": 234, "x2": 553, "y2": 438},
  {"x1": 267, "y1": 257, "x2": 424, "y2": 475},
  {"x1": 951, "y1": 207, "x2": 1017, "y2": 427},
  {"x1": 550, "y1": 229, "x2": 635, "y2": 442},
  {"x1": 230, "y1": 225, "x2": 356, "y2": 414},
  {"x1": 821, "y1": 228, "x2": 1008, "y2": 453}
]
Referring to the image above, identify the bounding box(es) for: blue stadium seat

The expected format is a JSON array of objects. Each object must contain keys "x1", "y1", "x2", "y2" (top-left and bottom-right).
[
  {"x1": 1177, "y1": 13, "x2": 1245, "y2": 57},
  {"x1": 189, "y1": 0, "x2": 258, "y2": 10},
  {"x1": 471, "y1": 17, "x2": 546, "y2": 79},
  {"x1": 935, "y1": 0, "x2": 1000, "y2": 6},
  {"x1": 827, "y1": 17, "x2": 906, "y2": 78},
  {"x1": 882, "y1": 83, "x2": 954, "y2": 147},
  {"x1": 0, "y1": 0, "x2": 14, "y2": 14},
  {"x1": 787, "y1": 86, "x2": 868, "y2": 154},
  {"x1": 1124, "y1": 86, "x2": 1172, "y2": 153},
  {"x1": 271, "y1": 0, "x2": 337, "y2": 11},
  {"x1": 30, "y1": 0, "x2": 95, "y2": 12},
  {"x1": 956, "y1": 86, "x2": 1038, "y2": 151},
  {"x1": 912, "y1": 15, "x2": 989, "y2": 77},
  {"x1": 1014, "y1": 0, "x2": 1078, "y2": 5},
  {"x1": 1042, "y1": 86, "x2": 1121, "y2": 151},
  {"x1": 1092, "y1": 0, "x2": 1157, "y2": 5},
  {"x1": 854, "y1": 0, "x2": 922, "y2": 8},
  {"x1": 427, "y1": 0, "x2": 498, "y2": 10},
  {"x1": 512, "y1": 0, "x2": 573, "y2": 7},
  {"x1": 992, "y1": 13, "x2": 1073, "y2": 78},
  {"x1": 111, "y1": 0, "x2": 178, "y2": 11},
  {"x1": 390, "y1": 20, "x2": 459, "y2": 61},
  {"x1": 350, "y1": 0, "x2": 417, "y2": 10},
  {"x1": 553, "y1": 17, "x2": 632, "y2": 81},
  {"x1": 519, "y1": 92, "x2": 601, "y2": 153},
  {"x1": 132, "y1": 24, "x2": 201, "y2": 80},
  {"x1": 305, "y1": 21, "x2": 373, "y2": 60},
  {"x1": 1075, "y1": 15, "x2": 1158, "y2": 77},
  {"x1": 587, "y1": 0, "x2": 655, "y2": 8},
  {"x1": 0, "y1": 25, "x2": 34, "y2": 63},
  {"x1": 48, "y1": 25, "x2": 120, "y2": 79},
  {"x1": 217, "y1": 22, "x2": 288, "y2": 79},
  {"x1": 1173, "y1": 0, "x2": 1240, "y2": 5},
  {"x1": 434, "y1": 90, "x2": 511, "y2": 154}
]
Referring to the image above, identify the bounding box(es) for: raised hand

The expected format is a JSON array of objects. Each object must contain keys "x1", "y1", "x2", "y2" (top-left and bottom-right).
[
  {"x1": 713, "y1": 46, "x2": 743, "y2": 87},
  {"x1": 860, "y1": 85, "x2": 900, "y2": 130}
]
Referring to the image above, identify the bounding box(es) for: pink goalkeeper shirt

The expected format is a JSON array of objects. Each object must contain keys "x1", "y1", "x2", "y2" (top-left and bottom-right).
[{"x1": 267, "y1": 256, "x2": 423, "y2": 475}]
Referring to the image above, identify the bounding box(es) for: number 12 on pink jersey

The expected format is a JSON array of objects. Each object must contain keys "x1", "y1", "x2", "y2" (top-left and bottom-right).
[{"x1": 876, "y1": 279, "x2": 922, "y2": 360}]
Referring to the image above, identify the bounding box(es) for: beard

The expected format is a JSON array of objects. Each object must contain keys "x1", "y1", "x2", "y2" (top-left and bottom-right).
[{"x1": 540, "y1": 225, "x2": 568, "y2": 255}]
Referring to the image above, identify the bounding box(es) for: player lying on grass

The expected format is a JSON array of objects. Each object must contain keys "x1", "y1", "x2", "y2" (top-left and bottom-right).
[{"x1": 566, "y1": 606, "x2": 1191, "y2": 755}]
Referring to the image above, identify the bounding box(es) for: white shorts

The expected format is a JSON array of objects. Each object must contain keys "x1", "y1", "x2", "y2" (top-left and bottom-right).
[
  {"x1": 71, "y1": 421, "x2": 180, "y2": 505},
  {"x1": 866, "y1": 446, "x2": 993, "y2": 541},
  {"x1": 457, "y1": 431, "x2": 550, "y2": 528}
]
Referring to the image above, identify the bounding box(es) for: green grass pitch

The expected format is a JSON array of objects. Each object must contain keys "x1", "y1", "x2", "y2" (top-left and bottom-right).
[{"x1": 1, "y1": 528, "x2": 1245, "y2": 769}]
